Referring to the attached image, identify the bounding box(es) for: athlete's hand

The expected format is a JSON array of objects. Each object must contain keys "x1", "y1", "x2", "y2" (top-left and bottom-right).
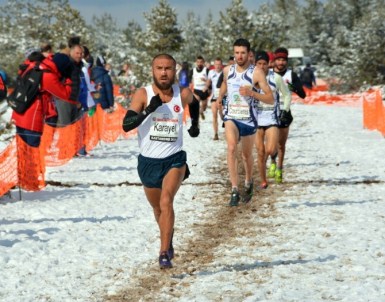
[
  {"x1": 188, "y1": 125, "x2": 200, "y2": 137},
  {"x1": 145, "y1": 94, "x2": 163, "y2": 115},
  {"x1": 279, "y1": 110, "x2": 293, "y2": 127}
]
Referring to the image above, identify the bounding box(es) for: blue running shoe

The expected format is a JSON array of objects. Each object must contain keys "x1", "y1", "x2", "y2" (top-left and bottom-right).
[
  {"x1": 168, "y1": 229, "x2": 174, "y2": 259},
  {"x1": 159, "y1": 251, "x2": 172, "y2": 269}
]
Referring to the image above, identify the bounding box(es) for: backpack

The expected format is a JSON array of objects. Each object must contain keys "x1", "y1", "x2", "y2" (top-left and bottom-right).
[
  {"x1": 7, "y1": 62, "x2": 48, "y2": 113},
  {"x1": 300, "y1": 68, "x2": 312, "y2": 83},
  {"x1": 0, "y1": 73, "x2": 7, "y2": 101}
]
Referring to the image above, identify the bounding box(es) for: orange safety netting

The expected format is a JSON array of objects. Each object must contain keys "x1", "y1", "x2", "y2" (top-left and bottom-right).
[
  {"x1": 0, "y1": 98, "x2": 191, "y2": 197},
  {"x1": 363, "y1": 89, "x2": 385, "y2": 136},
  {"x1": 0, "y1": 104, "x2": 138, "y2": 196}
]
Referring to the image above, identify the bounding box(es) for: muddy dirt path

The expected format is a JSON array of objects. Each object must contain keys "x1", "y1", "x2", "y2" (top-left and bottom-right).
[{"x1": 105, "y1": 149, "x2": 294, "y2": 302}]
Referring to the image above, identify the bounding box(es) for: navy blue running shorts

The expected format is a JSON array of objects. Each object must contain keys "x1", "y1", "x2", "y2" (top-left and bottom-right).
[
  {"x1": 225, "y1": 119, "x2": 257, "y2": 137},
  {"x1": 137, "y1": 150, "x2": 190, "y2": 189}
]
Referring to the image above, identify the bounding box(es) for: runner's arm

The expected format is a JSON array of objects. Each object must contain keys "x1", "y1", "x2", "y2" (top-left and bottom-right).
[
  {"x1": 251, "y1": 68, "x2": 274, "y2": 105},
  {"x1": 122, "y1": 88, "x2": 162, "y2": 132},
  {"x1": 181, "y1": 87, "x2": 200, "y2": 137},
  {"x1": 216, "y1": 67, "x2": 229, "y2": 120},
  {"x1": 291, "y1": 72, "x2": 306, "y2": 99},
  {"x1": 275, "y1": 73, "x2": 292, "y2": 111}
]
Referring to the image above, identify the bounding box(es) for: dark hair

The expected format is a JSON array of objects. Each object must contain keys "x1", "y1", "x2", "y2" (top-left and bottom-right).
[
  {"x1": 83, "y1": 46, "x2": 90, "y2": 58},
  {"x1": 215, "y1": 57, "x2": 222, "y2": 62},
  {"x1": 68, "y1": 36, "x2": 81, "y2": 48},
  {"x1": 182, "y1": 61, "x2": 189, "y2": 69},
  {"x1": 196, "y1": 55, "x2": 205, "y2": 61},
  {"x1": 40, "y1": 42, "x2": 52, "y2": 53},
  {"x1": 233, "y1": 38, "x2": 250, "y2": 52},
  {"x1": 28, "y1": 52, "x2": 45, "y2": 62},
  {"x1": 255, "y1": 50, "x2": 269, "y2": 63},
  {"x1": 152, "y1": 54, "x2": 176, "y2": 67},
  {"x1": 274, "y1": 47, "x2": 288, "y2": 55}
]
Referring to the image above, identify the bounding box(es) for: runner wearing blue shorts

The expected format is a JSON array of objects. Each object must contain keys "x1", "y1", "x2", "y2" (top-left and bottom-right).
[
  {"x1": 217, "y1": 39, "x2": 274, "y2": 206},
  {"x1": 122, "y1": 54, "x2": 200, "y2": 269}
]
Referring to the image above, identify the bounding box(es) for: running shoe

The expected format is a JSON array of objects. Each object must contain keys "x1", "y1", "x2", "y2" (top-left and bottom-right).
[
  {"x1": 259, "y1": 182, "x2": 268, "y2": 189},
  {"x1": 242, "y1": 182, "x2": 253, "y2": 203},
  {"x1": 229, "y1": 188, "x2": 240, "y2": 206},
  {"x1": 213, "y1": 133, "x2": 219, "y2": 140},
  {"x1": 159, "y1": 251, "x2": 172, "y2": 269},
  {"x1": 200, "y1": 112, "x2": 205, "y2": 120},
  {"x1": 267, "y1": 163, "x2": 276, "y2": 178},
  {"x1": 275, "y1": 169, "x2": 283, "y2": 183},
  {"x1": 168, "y1": 230, "x2": 174, "y2": 259}
]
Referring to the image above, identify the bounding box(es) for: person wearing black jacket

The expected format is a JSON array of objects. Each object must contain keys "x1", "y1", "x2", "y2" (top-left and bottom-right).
[
  {"x1": 55, "y1": 43, "x2": 82, "y2": 126},
  {"x1": 267, "y1": 47, "x2": 306, "y2": 183}
]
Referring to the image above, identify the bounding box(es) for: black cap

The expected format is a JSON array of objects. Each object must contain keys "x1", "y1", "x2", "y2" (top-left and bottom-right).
[{"x1": 255, "y1": 50, "x2": 269, "y2": 63}]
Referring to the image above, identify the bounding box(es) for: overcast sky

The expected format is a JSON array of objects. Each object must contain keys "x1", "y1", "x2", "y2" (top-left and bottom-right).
[{"x1": 67, "y1": 0, "x2": 269, "y2": 27}]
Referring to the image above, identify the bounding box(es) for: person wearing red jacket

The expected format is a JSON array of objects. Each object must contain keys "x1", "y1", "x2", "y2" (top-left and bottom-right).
[{"x1": 12, "y1": 52, "x2": 77, "y2": 147}]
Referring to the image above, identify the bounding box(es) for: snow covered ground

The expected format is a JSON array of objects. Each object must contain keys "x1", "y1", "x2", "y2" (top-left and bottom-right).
[{"x1": 1, "y1": 100, "x2": 385, "y2": 302}]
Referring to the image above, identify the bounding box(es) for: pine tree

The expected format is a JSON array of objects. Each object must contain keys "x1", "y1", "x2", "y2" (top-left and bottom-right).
[
  {"x1": 178, "y1": 11, "x2": 208, "y2": 63},
  {"x1": 210, "y1": 0, "x2": 255, "y2": 59},
  {"x1": 140, "y1": 0, "x2": 183, "y2": 57},
  {"x1": 0, "y1": 0, "x2": 90, "y2": 80}
]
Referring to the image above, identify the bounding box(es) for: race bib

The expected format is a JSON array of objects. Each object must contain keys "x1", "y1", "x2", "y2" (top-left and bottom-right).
[
  {"x1": 227, "y1": 86, "x2": 251, "y2": 120},
  {"x1": 149, "y1": 113, "x2": 180, "y2": 142}
]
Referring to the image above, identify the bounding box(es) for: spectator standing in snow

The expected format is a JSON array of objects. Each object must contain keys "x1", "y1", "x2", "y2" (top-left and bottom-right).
[
  {"x1": 300, "y1": 63, "x2": 317, "y2": 89},
  {"x1": 92, "y1": 55, "x2": 114, "y2": 111}
]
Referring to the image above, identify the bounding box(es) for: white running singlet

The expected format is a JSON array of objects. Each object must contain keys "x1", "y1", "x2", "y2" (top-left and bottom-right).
[
  {"x1": 207, "y1": 70, "x2": 222, "y2": 100},
  {"x1": 192, "y1": 67, "x2": 208, "y2": 91},
  {"x1": 223, "y1": 64, "x2": 256, "y2": 127},
  {"x1": 138, "y1": 84, "x2": 184, "y2": 158},
  {"x1": 254, "y1": 69, "x2": 281, "y2": 127}
]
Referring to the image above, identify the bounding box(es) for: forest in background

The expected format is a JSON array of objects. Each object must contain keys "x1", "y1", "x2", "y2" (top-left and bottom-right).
[{"x1": 1, "y1": 0, "x2": 385, "y2": 92}]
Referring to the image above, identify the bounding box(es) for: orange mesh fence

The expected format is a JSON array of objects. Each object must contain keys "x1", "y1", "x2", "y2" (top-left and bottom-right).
[
  {"x1": 0, "y1": 138, "x2": 18, "y2": 196},
  {"x1": 363, "y1": 89, "x2": 385, "y2": 136},
  {"x1": 16, "y1": 135, "x2": 45, "y2": 191},
  {"x1": 0, "y1": 102, "x2": 138, "y2": 196},
  {"x1": 293, "y1": 88, "x2": 368, "y2": 107},
  {"x1": 6, "y1": 83, "x2": 382, "y2": 196}
]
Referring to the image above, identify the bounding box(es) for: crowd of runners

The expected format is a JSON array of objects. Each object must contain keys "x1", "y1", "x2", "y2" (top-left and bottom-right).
[{"x1": 123, "y1": 38, "x2": 308, "y2": 269}]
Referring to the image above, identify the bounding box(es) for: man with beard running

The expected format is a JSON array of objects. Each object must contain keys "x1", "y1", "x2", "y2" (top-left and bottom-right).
[
  {"x1": 190, "y1": 55, "x2": 209, "y2": 120},
  {"x1": 122, "y1": 54, "x2": 200, "y2": 269},
  {"x1": 205, "y1": 57, "x2": 223, "y2": 140},
  {"x1": 253, "y1": 50, "x2": 291, "y2": 189},
  {"x1": 267, "y1": 47, "x2": 306, "y2": 183},
  {"x1": 217, "y1": 38, "x2": 274, "y2": 206}
]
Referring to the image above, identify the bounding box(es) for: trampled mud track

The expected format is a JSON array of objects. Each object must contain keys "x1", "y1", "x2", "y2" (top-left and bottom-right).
[{"x1": 103, "y1": 149, "x2": 294, "y2": 302}]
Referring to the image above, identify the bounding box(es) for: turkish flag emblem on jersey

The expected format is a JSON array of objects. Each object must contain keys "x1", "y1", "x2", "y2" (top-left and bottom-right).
[{"x1": 174, "y1": 105, "x2": 180, "y2": 113}]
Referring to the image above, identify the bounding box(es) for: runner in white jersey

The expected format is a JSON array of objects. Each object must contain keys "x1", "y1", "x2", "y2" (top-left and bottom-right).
[
  {"x1": 267, "y1": 47, "x2": 306, "y2": 183},
  {"x1": 253, "y1": 50, "x2": 291, "y2": 189},
  {"x1": 204, "y1": 57, "x2": 223, "y2": 140},
  {"x1": 217, "y1": 38, "x2": 274, "y2": 206},
  {"x1": 122, "y1": 54, "x2": 200, "y2": 269},
  {"x1": 191, "y1": 55, "x2": 209, "y2": 120}
]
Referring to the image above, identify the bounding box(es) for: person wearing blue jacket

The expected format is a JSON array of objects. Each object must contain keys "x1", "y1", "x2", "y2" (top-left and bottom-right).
[{"x1": 91, "y1": 55, "x2": 114, "y2": 111}]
